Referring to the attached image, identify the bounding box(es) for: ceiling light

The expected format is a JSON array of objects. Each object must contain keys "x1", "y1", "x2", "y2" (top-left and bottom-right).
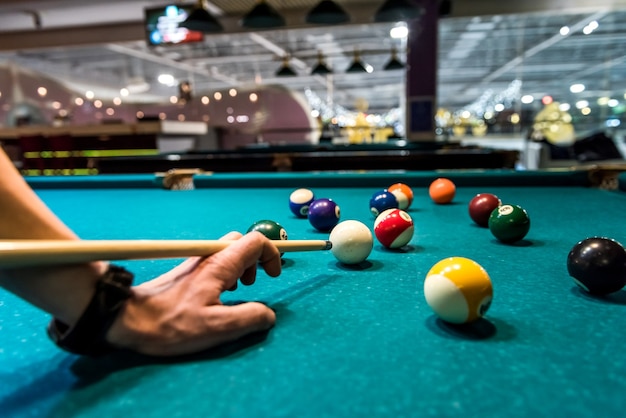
[
  {"x1": 306, "y1": 1, "x2": 350, "y2": 25},
  {"x1": 383, "y1": 48, "x2": 405, "y2": 70},
  {"x1": 276, "y1": 56, "x2": 297, "y2": 77},
  {"x1": 346, "y1": 50, "x2": 369, "y2": 73},
  {"x1": 521, "y1": 95, "x2": 534, "y2": 104},
  {"x1": 311, "y1": 51, "x2": 332, "y2": 75},
  {"x1": 126, "y1": 77, "x2": 150, "y2": 94},
  {"x1": 374, "y1": 0, "x2": 423, "y2": 23},
  {"x1": 569, "y1": 83, "x2": 585, "y2": 93},
  {"x1": 180, "y1": 0, "x2": 223, "y2": 33},
  {"x1": 390, "y1": 23, "x2": 408, "y2": 39},
  {"x1": 158, "y1": 74, "x2": 176, "y2": 86},
  {"x1": 575, "y1": 100, "x2": 589, "y2": 109},
  {"x1": 241, "y1": 1, "x2": 285, "y2": 29}
]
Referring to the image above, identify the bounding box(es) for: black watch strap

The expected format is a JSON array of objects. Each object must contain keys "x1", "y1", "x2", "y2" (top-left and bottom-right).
[{"x1": 47, "y1": 264, "x2": 134, "y2": 356}]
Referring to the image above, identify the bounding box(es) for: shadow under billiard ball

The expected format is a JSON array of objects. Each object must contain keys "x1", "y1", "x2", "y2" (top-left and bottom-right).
[
  {"x1": 332, "y1": 259, "x2": 376, "y2": 271},
  {"x1": 425, "y1": 315, "x2": 497, "y2": 340},
  {"x1": 570, "y1": 285, "x2": 626, "y2": 305}
]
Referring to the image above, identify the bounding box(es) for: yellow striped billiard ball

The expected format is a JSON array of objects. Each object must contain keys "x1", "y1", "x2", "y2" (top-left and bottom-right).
[{"x1": 424, "y1": 257, "x2": 493, "y2": 324}]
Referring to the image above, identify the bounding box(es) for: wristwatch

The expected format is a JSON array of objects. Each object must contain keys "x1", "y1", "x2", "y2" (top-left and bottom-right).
[{"x1": 47, "y1": 264, "x2": 134, "y2": 356}]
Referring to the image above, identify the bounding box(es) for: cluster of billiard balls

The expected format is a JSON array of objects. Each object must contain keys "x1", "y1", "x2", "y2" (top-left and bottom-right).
[
  {"x1": 251, "y1": 180, "x2": 626, "y2": 327},
  {"x1": 292, "y1": 180, "x2": 493, "y2": 325},
  {"x1": 288, "y1": 183, "x2": 417, "y2": 265},
  {"x1": 468, "y1": 192, "x2": 531, "y2": 243}
]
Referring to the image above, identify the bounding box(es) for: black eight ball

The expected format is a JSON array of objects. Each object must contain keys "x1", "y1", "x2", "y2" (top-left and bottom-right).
[{"x1": 567, "y1": 237, "x2": 626, "y2": 295}]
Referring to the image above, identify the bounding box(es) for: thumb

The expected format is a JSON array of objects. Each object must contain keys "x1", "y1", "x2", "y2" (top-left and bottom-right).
[{"x1": 202, "y1": 302, "x2": 276, "y2": 346}]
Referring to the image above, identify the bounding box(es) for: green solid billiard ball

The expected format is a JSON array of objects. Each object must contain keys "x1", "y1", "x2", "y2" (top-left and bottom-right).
[
  {"x1": 488, "y1": 204, "x2": 530, "y2": 243},
  {"x1": 247, "y1": 220, "x2": 288, "y2": 241}
]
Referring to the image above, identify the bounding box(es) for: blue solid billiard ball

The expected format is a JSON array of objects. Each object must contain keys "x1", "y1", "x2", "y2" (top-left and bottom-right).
[
  {"x1": 289, "y1": 188, "x2": 315, "y2": 218},
  {"x1": 369, "y1": 189, "x2": 398, "y2": 217},
  {"x1": 308, "y1": 198, "x2": 340, "y2": 231}
]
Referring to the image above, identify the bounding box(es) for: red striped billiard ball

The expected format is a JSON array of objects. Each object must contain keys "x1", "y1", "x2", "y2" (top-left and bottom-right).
[
  {"x1": 374, "y1": 208, "x2": 414, "y2": 249},
  {"x1": 468, "y1": 193, "x2": 501, "y2": 227}
]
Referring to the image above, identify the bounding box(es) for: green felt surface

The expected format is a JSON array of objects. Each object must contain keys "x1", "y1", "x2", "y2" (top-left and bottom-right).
[{"x1": 2, "y1": 172, "x2": 626, "y2": 417}]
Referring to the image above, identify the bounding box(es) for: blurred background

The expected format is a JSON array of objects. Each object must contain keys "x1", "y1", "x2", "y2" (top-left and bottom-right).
[{"x1": 0, "y1": 0, "x2": 624, "y2": 173}]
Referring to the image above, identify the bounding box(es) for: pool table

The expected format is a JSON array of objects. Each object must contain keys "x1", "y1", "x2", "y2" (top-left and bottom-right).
[{"x1": 2, "y1": 169, "x2": 626, "y2": 417}]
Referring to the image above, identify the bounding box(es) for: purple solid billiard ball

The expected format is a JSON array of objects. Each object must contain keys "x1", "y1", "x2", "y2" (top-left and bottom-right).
[
  {"x1": 308, "y1": 198, "x2": 340, "y2": 231},
  {"x1": 369, "y1": 189, "x2": 398, "y2": 217}
]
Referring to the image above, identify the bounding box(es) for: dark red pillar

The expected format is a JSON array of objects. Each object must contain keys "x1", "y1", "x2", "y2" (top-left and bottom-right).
[{"x1": 406, "y1": 0, "x2": 439, "y2": 141}]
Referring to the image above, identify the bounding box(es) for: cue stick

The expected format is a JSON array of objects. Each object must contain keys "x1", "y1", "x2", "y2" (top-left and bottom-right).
[{"x1": 0, "y1": 239, "x2": 332, "y2": 268}]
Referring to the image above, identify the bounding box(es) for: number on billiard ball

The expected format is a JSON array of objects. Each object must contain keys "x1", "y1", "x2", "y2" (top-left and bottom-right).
[
  {"x1": 308, "y1": 198, "x2": 340, "y2": 232},
  {"x1": 468, "y1": 193, "x2": 501, "y2": 227},
  {"x1": 247, "y1": 220, "x2": 288, "y2": 241},
  {"x1": 424, "y1": 257, "x2": 493, "y2": 324},
  {"x1": 289, "y1": 188, "x2": 315, "y2": 218},
  {"x1": 369, "y1": 189, "x2": 399, "y2": 217},
  {"x1": 488, "y1": 204, "x2": 530, "y2": 243},
  {"x1": 567, "y1": 237, "x2": 626, "y2": 295},
  {"x1": 374, "y1": 208, "x2": 414, "y2": 249}
]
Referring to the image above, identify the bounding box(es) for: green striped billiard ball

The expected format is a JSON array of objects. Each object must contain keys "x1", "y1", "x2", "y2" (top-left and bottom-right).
[
  {"x1": 488, "y1": 204, "x2": 530, "y2": 243},
  {"x1": 247, "y1": 220, "x2": 288, "y2": 241}
]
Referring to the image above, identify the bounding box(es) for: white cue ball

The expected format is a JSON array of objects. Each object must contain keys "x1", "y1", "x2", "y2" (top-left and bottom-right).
[{"x1": 329, "y1": 220, "x2": 373, "y2": 264}]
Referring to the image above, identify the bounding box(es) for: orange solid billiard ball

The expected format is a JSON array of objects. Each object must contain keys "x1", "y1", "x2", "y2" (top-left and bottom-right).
[{"x1": 429, "y1": 178, "x2": 456, "y2": 204}]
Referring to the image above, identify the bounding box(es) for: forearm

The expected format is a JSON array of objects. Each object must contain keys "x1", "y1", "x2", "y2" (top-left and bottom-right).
[{"x1": 0, "y1": 148, "x2": 106, "y2": 325}]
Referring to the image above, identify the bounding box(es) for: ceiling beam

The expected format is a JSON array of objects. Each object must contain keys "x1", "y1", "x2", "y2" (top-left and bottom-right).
[
  {"x1": 449, "y1": 0, "x2": 626, "y2": 17},
  {"x1": 455, "y1": 10, "x2": 609, "y2": 102}
]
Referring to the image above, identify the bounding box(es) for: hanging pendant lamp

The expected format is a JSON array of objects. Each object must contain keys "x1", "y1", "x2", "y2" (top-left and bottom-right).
[
  {"x1": 306, "y1": 1, "x2": 350, "y2": 25},
  {"x1": 180, "y1": 0, "x2": 223, "y2": 33},
  {"x1": 374, "y1": 0, "x2": 423, "y2": 23},
  {"x1": 383, "y1": 48, "x2": 405, "y2": 70},
  {"x1": 311, "y1": 51, "x2": 332, "y2": 75},
  {"x1": 241, "y1": 1, "x2": 286, "y2": 28}
]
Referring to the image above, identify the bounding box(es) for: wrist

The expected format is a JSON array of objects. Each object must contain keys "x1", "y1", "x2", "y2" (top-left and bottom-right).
[{"x1": 47, "y1": 263, "x2": 134, "y2": 356}]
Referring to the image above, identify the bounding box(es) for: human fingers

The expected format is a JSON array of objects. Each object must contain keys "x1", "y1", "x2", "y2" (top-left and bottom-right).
[
  {"x1": 108, "y1": 301, "x2": 276, "y2": 357},
  {"x1": 136, "y1": 233, "x2": 243, "y2": 292},
  {"x1": 220, "y1": 231, "x2": 243, "y2": 241},
  {"x1": 156, "y1": 302, "x2": 275, "y2": 356},
  {"x1": 195, "y1": 302, "x2": 276, "y2": 349},
  {"x1": 205, "y1": 231, "x2": 281, "y2": 291}
]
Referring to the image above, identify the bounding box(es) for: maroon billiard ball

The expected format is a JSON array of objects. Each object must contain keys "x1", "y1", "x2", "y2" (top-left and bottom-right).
[{"x1": 468, "y1": 193, "x2": 501, "y2": 227}]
